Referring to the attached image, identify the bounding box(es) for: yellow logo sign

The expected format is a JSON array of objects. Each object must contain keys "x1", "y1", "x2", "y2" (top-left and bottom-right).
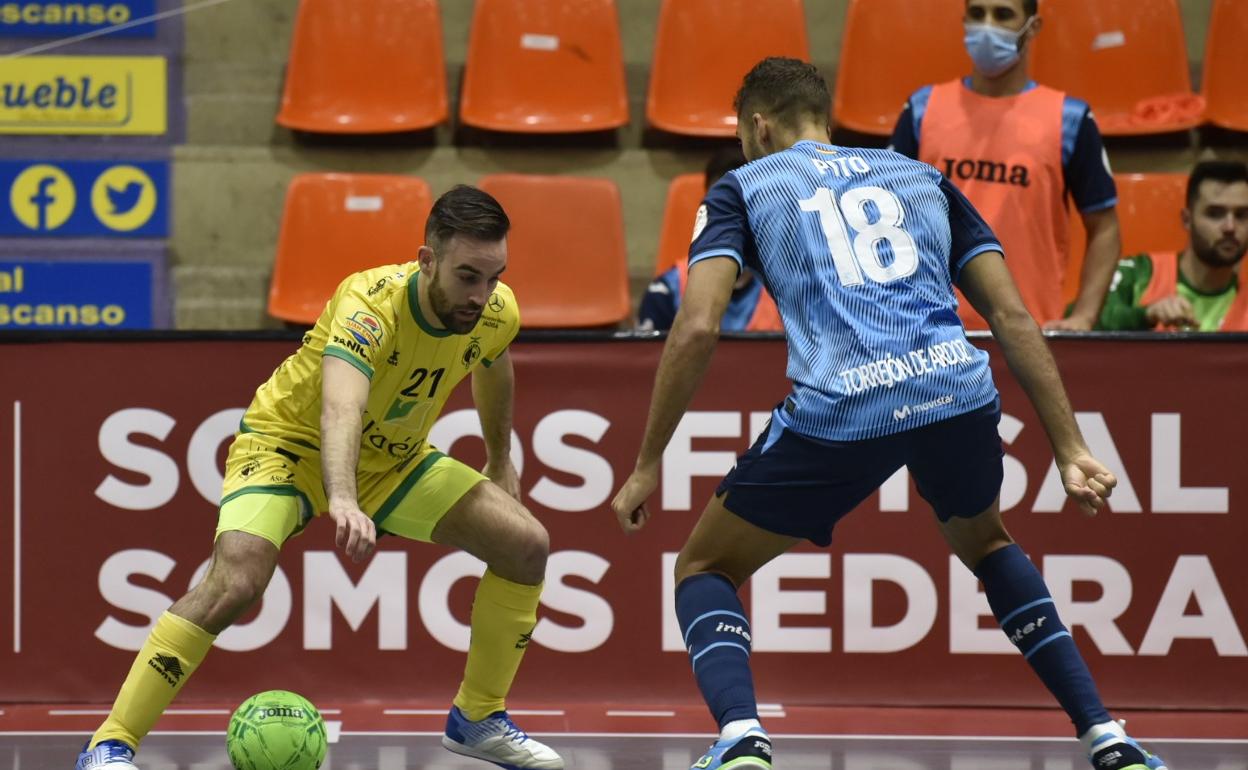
[
  {"x1": 10, "y1": 164, "x2": 75, "y2": 231},
  {"x1": 91, "y1": 165, "x2": 156, "y2": 231},
  {"x1": 0, "y1": 55, "x2": 166, "y2": 135}
]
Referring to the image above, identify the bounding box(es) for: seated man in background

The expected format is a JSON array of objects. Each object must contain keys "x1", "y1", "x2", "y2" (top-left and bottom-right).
[
  {"x1": 638, "y1": 147, "x2": 782, "y2": 332},
  {"x1": 889, "y1": 0, "x2": 1121, "y2": 331},
  {"x1": 1098, "y1": 160, "x2": 1248, "y2": 331}
]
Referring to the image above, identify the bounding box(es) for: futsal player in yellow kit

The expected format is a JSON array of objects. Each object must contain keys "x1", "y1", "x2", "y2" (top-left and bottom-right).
[{"x1": 75, "y1": 185, "x2": 564, "y2": 770}]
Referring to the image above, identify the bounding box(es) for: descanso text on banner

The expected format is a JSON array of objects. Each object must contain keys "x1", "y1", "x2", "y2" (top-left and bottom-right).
[
  {"x1": 0, "y1": 338, "x2": 1242, "y2": 708},
  {"x1": 0, "y1": 55, "x2": 166, "y2": 134},
  {"x1": 0, "y1": 1, "x2": 158, "y2": 38}
]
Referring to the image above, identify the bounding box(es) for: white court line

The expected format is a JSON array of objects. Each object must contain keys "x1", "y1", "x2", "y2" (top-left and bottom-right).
[
  {"x1": 1, "y1": 730, "x2": 1244, "y2": 743},
  {"x1": 12, "y1": 401, "x2": 20, "y2": 654},
  {"x1": 167, "y1": 709, "x2": 230, "y2": 715},
  {"x1": 49, "y1": 710, "x2": 110, "y2": 716},
  {"x1": 383, "y1": 709, "x2": 445, "y2": 716},
  {"x1": 510, "y1": 710, "x2": 565, "y2": 716},
  {"x1": 382, "y1": 708, "x2": 564, "y2": 716},
  {"x1": 325, "y1": 720, "x2": 341, "y2": 744},
  {"x1": 606, "y1": 710, "x2": 676, "y2": 717},
  {"x1": 319, "y1": 709, "x2": 341, "y2": 715}
]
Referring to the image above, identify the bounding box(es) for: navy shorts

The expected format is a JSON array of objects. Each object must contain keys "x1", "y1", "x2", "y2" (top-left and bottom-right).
[{"x1": 716, "y1": 397, "x2": 1004, "y2": 546}]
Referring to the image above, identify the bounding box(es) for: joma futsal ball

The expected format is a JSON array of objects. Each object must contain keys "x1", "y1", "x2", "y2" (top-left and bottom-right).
[{"x1": 226, "y1": 689, "x2": 327, "y2": 770}]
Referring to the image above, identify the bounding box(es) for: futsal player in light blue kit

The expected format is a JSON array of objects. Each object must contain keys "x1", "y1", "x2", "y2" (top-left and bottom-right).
[{"x1": 611, "y1": 57, "x2": 1168, "y2": 770}]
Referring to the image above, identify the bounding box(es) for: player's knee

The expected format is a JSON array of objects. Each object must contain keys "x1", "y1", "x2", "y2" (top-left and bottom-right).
[
  {"x1": 216, "y1": 570, "x2": 268, "y2": 613},
  {"x1": 673, "y1": 548, "x2": 714, "y2": 586},
  {"x1": 512, "y1": 519, "x2": 549, "y2": 584}
]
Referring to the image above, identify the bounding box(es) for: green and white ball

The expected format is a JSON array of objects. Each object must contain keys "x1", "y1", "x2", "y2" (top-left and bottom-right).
[{"x1": 226, "y1": 689, "x2": 327, "y2": 770}]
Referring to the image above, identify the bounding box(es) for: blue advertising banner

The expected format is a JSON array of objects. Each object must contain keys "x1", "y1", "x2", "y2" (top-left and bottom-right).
[
  {"x1": 0, "y1": 260, "x2": 156, "y2": 328},
  {"x1": 0, "y1": 159, "x2": 168, "y2": 236},
  {"x1": 0, "y1": 1, "x2": 157, "y2": 38}
]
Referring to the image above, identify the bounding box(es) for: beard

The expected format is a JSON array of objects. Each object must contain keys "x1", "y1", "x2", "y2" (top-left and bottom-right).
[
  {"x1": 428, "y1": 273, "x2": 483, "y2": 334},
  {"x1": 1192, "y1": 233, "x2": 1247, "y2": 269}
]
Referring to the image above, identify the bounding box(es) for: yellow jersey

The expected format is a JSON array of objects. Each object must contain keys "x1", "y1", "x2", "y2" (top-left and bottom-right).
[{"x1": 241, "y1": 263, "x2": 520, "y2": 473}]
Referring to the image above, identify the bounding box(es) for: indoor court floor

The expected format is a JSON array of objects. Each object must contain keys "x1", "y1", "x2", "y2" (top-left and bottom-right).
[{"x1": 2, "y1": 703, "x2": 1244, "y2": 769}]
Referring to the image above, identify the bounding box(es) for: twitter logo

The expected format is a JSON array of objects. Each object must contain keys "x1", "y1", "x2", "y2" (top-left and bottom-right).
[
  {"x1": 92, "y1": 165, "x2": 159, "y2": 232},
  {"x1": 106, "y1": 181, "x2": 144, "y2": 216}
]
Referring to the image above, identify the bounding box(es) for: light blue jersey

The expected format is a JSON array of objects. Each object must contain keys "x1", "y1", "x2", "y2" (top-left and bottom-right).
[{"x1": 690, "y1": 140, "x2": 1000, "y2": 441}]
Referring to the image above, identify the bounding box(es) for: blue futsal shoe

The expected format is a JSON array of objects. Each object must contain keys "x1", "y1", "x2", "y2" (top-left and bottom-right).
[
  {"x1": 442, "y1": 705, "x2": 564, "y2": 769},
  {"x1": 691, "y1": 729, "x2": 773, "y2": 770},
  {"x1": 74, "y1": 739, "x2": 138, "y2": 770},
  {"x1": 1089, "y1": 733, "x2": 1168, "y2": 770}
]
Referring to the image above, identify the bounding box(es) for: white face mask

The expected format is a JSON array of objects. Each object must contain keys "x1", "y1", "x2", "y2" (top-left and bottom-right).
[{"x1": 963, "y1": 16, "x2": 1034, "y2": 77}]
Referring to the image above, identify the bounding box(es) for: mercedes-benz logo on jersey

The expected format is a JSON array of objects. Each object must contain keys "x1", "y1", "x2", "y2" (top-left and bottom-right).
[{"x1": 487, "y1": 293, "x2": 505, "y2": 313}]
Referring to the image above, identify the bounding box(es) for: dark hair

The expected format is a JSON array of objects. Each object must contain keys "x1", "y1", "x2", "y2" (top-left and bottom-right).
[
  {"x1": 704, "y1": 145, "x2": 747, "y2": 187},
  {"x1": 425, "y1": 184, "x2": 510, "y2": 252},
  {"x1": 966, "y1": 0, "x2": 1037, "y2": 17},
  {"x1": 1186, "y1": 160, "x2": 1248, "y2": 209},
  {"x1": 732, "y1": 57, "x2": 831, "y2": 131}
]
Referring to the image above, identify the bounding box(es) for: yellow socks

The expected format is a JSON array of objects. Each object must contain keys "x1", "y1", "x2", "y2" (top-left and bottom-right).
[
  {"x1": 453, "y1": 570, "x2": 542, "y2": 721},
  {"x1": 89, "y1": 611, "x2": 216, "y2": 750}
]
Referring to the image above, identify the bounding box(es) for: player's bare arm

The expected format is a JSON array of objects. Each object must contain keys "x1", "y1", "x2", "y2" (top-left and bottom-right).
[
  {"x1": 958, "y1": 252, "x2": 1117, "y2": 514},
  {"x1": 321, "y1": 355, "x2": 377, "y2": 561},
  {"x1": 472, "y1": 348, "x2": 521, "y2": 499},
  {"x1": 612, "y1": 257, "x2": 738, "y2": 533},
  {"x1": 1048, "y1": 207, "x2": 1121, "y2": 331}
]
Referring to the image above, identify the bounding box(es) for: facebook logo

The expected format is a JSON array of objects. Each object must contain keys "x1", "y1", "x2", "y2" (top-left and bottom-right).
[
  {"x1": 30, "y1": 175, "x2": 58, "y2": 230},
  {"x1": 9, "y1": 164, "x2": 76, "y2": 232}
]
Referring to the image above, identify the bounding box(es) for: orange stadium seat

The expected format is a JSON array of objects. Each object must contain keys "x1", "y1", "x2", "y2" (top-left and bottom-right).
[
  {"x1": 276, "y1": 0, "x2": 448, "y2": 133},
  {"x1": 647, "y1": 0, "x2": 809, "y2": 137},
  {"x1": 460, "y1": 0, "x2": 629, "y2": 132},
  {"x1": 654, "y1": 173, "x2": 706, "y2": 277},
  {"x1": 1202, "y1": 0, "x2": 1248, "y2": 133},
  {"x1": 1065, "y1": 173, "x2": 1188, "y2": 302},
  {"x1": 477, "y1": 174, "x2": 630, "y2": 328},
  {"x1": 269, "y1": 174, "x2": 433, "y2": 324},
  {"x1": 835, "y1": 0, "x2": 969, "y2": 136},
  {"x1": 1031, "y1": 0, "x2": 1200, "y2": 136}
]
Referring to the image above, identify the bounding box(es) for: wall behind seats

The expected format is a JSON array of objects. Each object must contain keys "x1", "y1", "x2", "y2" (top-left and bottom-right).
[{"x1": 173, "y1": 0, "x2": 1227, "y2": 329}]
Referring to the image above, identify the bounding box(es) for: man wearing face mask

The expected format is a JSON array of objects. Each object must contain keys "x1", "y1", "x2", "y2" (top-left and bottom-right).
[
  {"x1": 1098, "y1": 160, "x2": 1248, "y2": 331},
  {"x1": 890, "y1": 0, "x2": 1121, "y2": 333}
]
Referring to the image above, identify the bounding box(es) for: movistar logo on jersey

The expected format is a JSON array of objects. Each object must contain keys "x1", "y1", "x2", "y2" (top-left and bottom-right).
[{"x1": 893, "y1": 394, "x2": 955, "y2": 422}]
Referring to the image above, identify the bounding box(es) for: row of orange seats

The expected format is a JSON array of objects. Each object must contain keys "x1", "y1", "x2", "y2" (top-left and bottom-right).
[
  {"x1": 276, "y1": 0, "x2": 1248, "y2": 139},
  {"x1": 269, "y1": 172, "x2": 1189, "y2": 329}
]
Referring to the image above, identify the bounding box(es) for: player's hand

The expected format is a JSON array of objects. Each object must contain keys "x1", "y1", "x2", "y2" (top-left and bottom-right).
[
  {"x1": 484, "y1": 457, "x2": 522, "y2": 501},
  {"x1": 327, "y1": 499, "x2": 376, "y2": 562},
  {"x1": 1043, "y1": 314, "x2": 1095, "y2": 332},
  {"x1": 1058, "y1": 453, "x2": 1117, "y2": 516},
  {"x1": 612, "y1": 465, "x2": 659, "y2": 534},
  {"x1": 1145, "y1": 295, "x2": 1197, "y2": 329}
]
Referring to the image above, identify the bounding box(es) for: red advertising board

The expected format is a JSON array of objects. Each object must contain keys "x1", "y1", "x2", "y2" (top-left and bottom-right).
[{"x1": 0, "y1": 336, "x2": 1244, "y2": 710}]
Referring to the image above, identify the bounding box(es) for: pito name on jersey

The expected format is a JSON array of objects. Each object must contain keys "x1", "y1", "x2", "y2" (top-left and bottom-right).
[
  {"x1": 839, "y1": 339, "x2": 975, "y2": 395},
  {"x1": 809, "y1": 155, "x2": 871, "y2": 177}
]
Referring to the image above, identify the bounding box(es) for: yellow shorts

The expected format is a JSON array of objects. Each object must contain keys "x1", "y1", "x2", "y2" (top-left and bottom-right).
[{"x1": 217, "y1": 430, "x2": 486, "y2": 549}]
